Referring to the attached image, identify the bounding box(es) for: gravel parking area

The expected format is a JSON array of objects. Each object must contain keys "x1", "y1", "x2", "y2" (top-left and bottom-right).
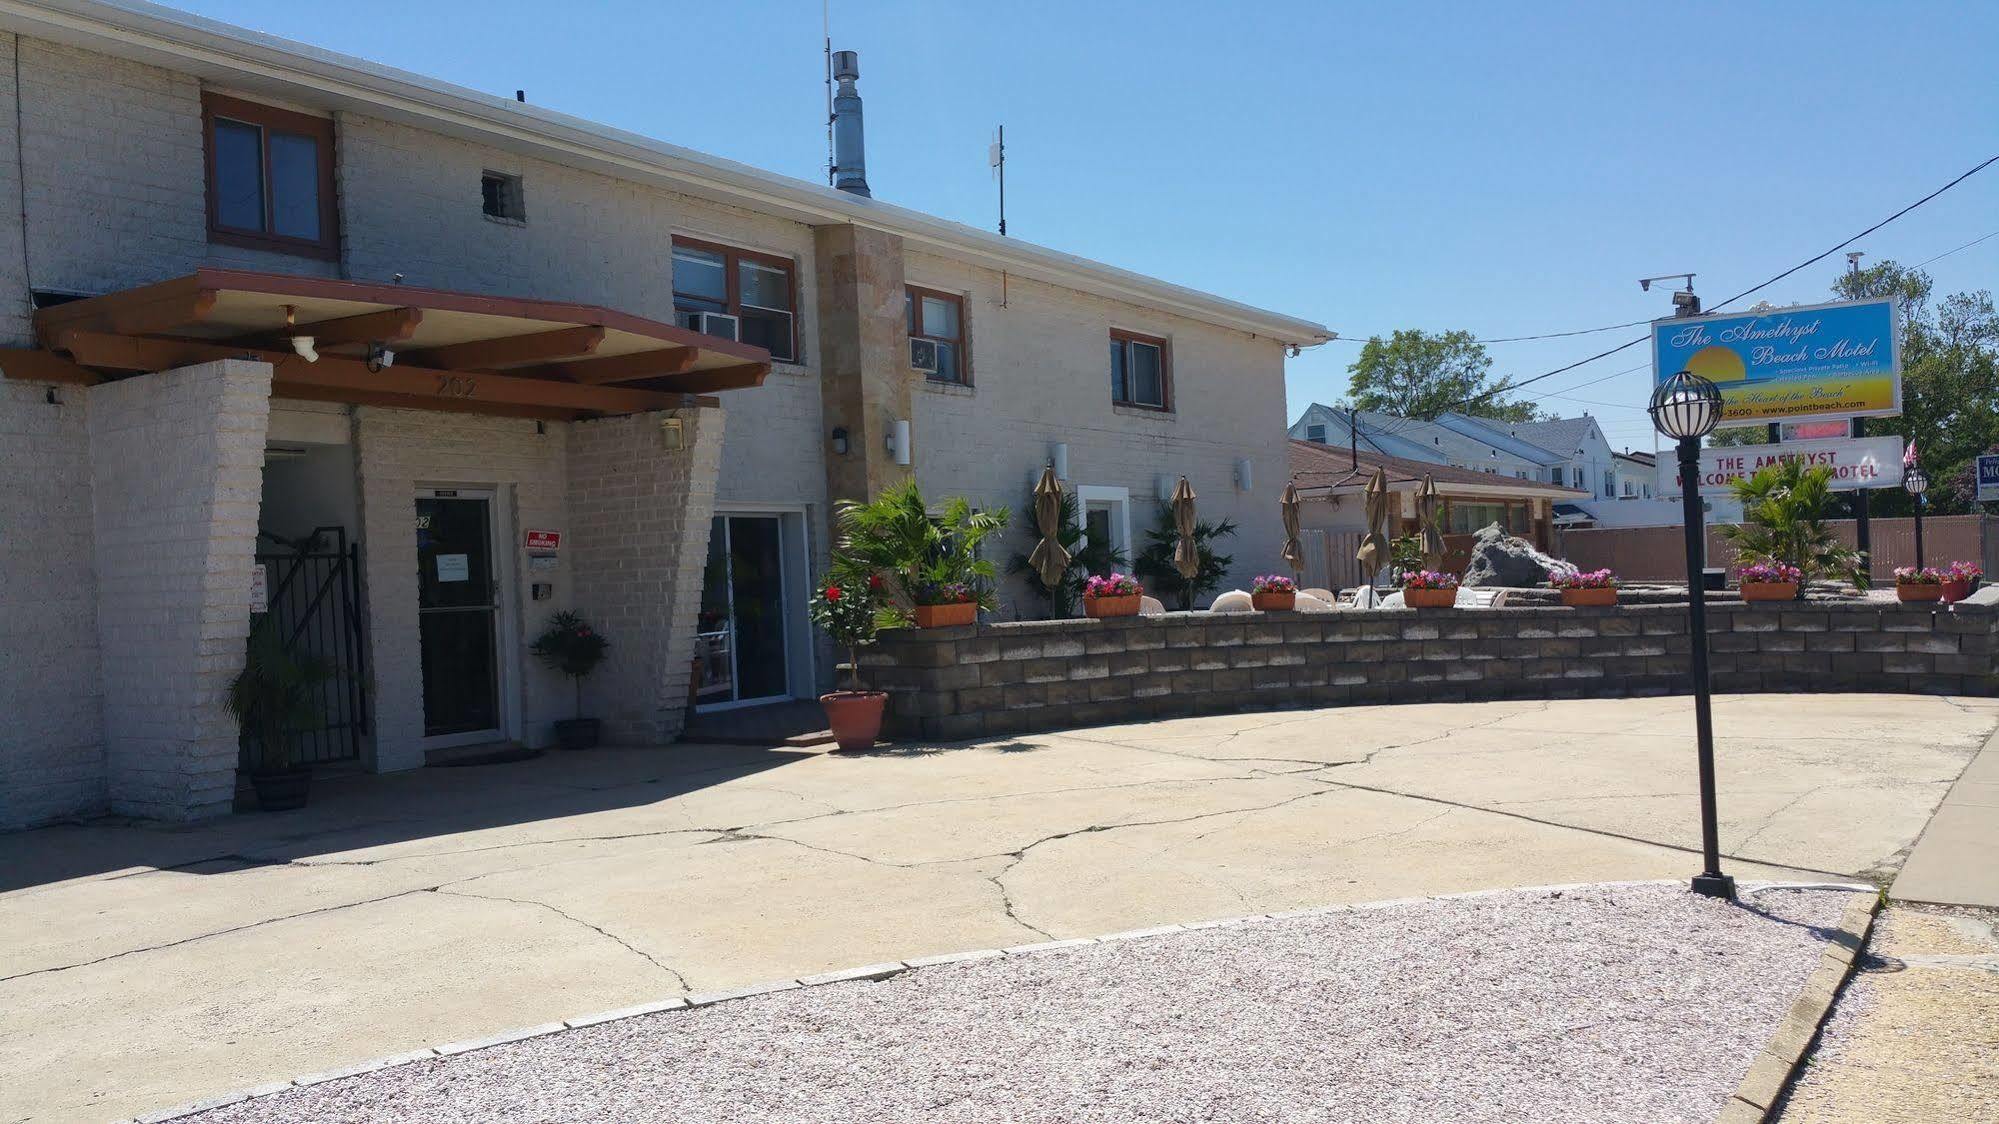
[{"x1": 188, "y1": 884, "x2": 1852, "y2": 1124}]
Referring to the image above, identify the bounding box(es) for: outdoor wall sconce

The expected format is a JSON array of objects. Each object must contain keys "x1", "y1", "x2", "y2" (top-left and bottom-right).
[
  {"x1": 1049, "y1": 442, "x2": 1069, "y2": 481},
  {"x1": 887, "y1": 418, "x2": 912, "y2": 466},
  {"x1": 1235, "y1": 456, "x2": 1253, "y2": 492},
  {"x1": 1156, "y1": 473, "x2": 1178, "y2": 503},
  {"x1": 830, "y1": 426, "x2": 850, "y2": 456},
  {"x1": 659, "y1": 415, "x2": 684, "y2": 452}
]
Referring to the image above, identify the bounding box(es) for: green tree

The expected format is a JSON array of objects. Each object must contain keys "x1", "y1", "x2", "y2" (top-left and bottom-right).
[
  {"x1": 1346, "y1": 328, "x2": 1537, "y2": 422},
  {"x1": 1004, "y1": 486, "x2": 1128, "y2": 619},
  {"x1": 1132, "y1": 507, "x2": 1237, "y2": 611}
]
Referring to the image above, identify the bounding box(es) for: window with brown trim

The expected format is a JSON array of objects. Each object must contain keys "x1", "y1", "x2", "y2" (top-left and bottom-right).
[
  {"x1": 202, "y1": 93, "x2": 339, "y2": 260},
  {"x1": 671, "y1": 236, "x2": 798, "y2": 363},
  {"x1": 905, "y1": 285, "x2": 966, "y2": 384},
  {"x1": 1109, "y1": 328, "x2": 1170, "y2": 410}
]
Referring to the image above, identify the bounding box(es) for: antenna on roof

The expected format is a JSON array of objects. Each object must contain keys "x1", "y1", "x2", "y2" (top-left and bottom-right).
[
  {"x1": 989, "y1": 125, "x2": 1006, "y2": 236},
  {"x1": 823, "y1": 0, "x2": 835, "y2": 187}
]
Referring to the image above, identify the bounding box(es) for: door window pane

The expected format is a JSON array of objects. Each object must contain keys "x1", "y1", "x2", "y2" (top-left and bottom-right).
[
  {"x1": 267, "y1": 131, "x2": 321, "y2": 240},
  {"x1": 727, "y1": 517, "x2": 788, "y2": 701},
  {"x1": 213, "y1": 118, "x2": 265, "y2": 232}
]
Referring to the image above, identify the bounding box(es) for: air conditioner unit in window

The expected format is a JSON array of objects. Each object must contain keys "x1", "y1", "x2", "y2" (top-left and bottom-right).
[
  {"x1": 909, "y1": 337, "x2": 939, "y2": 374},
  {"x1": 699, "y1": 312, "x2": 739, "y2": 341}
]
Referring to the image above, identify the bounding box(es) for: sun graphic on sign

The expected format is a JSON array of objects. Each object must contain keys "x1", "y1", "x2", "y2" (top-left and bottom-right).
[{"x1": 1684, "y1": 345, "x2": 1748, "y2": 383}]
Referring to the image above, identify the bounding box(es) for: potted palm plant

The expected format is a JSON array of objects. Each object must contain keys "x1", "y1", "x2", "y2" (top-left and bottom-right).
[
  {"x1": 228, "y1": 617, "x2": 331, "y2": 812},
  {"x1": 810, "y1": 574, "x2": 886, "y2": 751},
  {"x1": 1134, "y1": 508, "x2": 1237, "y2": 611},
  {"x1": 1716, "y1": 461, "x2": 1867, "y2": 600},
  {"x1": 833, "y1": 480, "x2": 1009, "y2": 629},
  {"x1": 531, "y1": 611, "x2": 610, "y2": 749},
  {"x1": 1005, "y1": 484, "x2": 1128, "y2": 618}
]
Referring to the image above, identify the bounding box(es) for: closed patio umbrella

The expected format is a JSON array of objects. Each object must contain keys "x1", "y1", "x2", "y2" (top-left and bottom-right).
[
  {"x1": 1170, "y1": 476, "x2": 1200, "y2": 582},
  {"x1": 1026, "y1": 465, "x2": 1071, "y2": 592},
  {"x1": 1355, "y1": 467, "x2": 1390, "y2": 584},
  {"x1": 1417, "y1": 474, "x2": 1446, "y2": 571},
  {"x1": 1280, "y1": 482, "x2": 1305, "y2": 575}
]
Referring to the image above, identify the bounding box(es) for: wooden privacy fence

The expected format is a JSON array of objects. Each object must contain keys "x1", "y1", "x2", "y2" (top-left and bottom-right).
[{"x1": 1557, "y1": 515, "x2": 1999, "y2": 582}]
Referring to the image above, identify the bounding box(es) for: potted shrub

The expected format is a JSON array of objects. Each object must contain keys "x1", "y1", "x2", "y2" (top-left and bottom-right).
[
  {"x1": 1943, "y1": 560, "x2": 1983, "y2": 604},
  {"x1": 833, "y1": 480, "x2": 1009, "y2": 629},
  {"x1": 1005, "y1": 485, "x2": 1127, "y2": 619},
  {"x1": 1551, "y1": 567, "x2": 1620, "y2": 607},
  {"x1": 227, "y1": 617, "x2": 331, "y2": 812},
  {"x1": 1082, "y1": 573, "x2": 1144, "y2": 618},
  {"x1": 1717, "y1": 461, "x2": 1867, "y2": 598},
  {"x1": 531, "y1": 611, "x2": 610, "y2": 749},
  {"x1": 1738, "y1": 561, "x2": 1803, "y2": 602},
  {"x1": 910, "y1": 580, "x2": 978, "y2": 628},
  {"x1": 1250, "y1": 574, "x2": 1298, "y2": 611},
  {"x1": 1895, "y1": 566, "x2": 1945, "y2": 603},
  {"x1": 810, "y1": 575, "x2": 886, "y2": 751},
  {"x1": 1403, "y1": 570, "x2": 1460, "y2": 609},
  {"x1": 1134, "y1": 507, "x2": 1238, "y2": 611}
]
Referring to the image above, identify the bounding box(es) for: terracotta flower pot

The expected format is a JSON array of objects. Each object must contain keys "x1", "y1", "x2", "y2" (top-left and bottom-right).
[
  {"x1": 1251, "y1": 591, "x2": 1297, "y2": 612},
  {"x1": 1083, "y1": 593, "x2": 1142, "y2": 618},
  {"x1": 1403, "y1": 586, "x2": 1458, "y2": 609},
  {"x1": 1739, "y1": 581, "x2": 1798, "y2": 602},
  {"x1": 912, "y1": 602, "x2": 977, "y2": 628},
  {"x1": 1942, "y1": 578, "x2": 1974, "y2": 604},
  {"x1": 1897, "y1": 583, "x2": 1943, "y2": 603},
  {"x1": 820, "y1": 690, "x2": 886, "y2": 752},
  {"x1": 1560, "y1": 586, "x2": 1618, "y2": 608}
]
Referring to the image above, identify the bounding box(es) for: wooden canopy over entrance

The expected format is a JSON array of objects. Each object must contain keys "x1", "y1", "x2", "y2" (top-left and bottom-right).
[{"x1": 0, "y1": 268, "x2": 772, "y2": 420}]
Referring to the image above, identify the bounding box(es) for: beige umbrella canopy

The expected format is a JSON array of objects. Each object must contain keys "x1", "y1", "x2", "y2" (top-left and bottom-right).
[
  {"x1": 1170, "y1": 476, "x2": 1200, "y2": 582},
  {"x1": 1279, "y1": 482, "x2": 1305, "y2": 575},
  {"x1": 1354, "y1": 467, "x2": 1390, "y2": 583},
  {"x1": 1026, "y1": 465, "x2": 1071, "y2": 591},
  {"x1": 1417, "y1": 473, "x2": 1446, "y2": 571}
]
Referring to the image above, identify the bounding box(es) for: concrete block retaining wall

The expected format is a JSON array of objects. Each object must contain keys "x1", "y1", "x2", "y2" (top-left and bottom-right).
[{"x1": 868, "y1": 601, "x2": 1999, "y2": 742}]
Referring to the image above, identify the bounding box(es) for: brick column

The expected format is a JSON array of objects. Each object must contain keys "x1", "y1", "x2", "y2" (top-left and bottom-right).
[
  {"x1": 87, "y1": 359, "x2": 271, "y2": 820},
  {"x1": 567, "y1": 403, "x2": 727, "y2": 744},
  {"x1": 813, "y1": 223, "x2": 911, "y2": 504}
]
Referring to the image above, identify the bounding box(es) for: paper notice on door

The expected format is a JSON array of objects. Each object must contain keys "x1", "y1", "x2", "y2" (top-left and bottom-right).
[{"x1": 436, "y1": 553, "x2": 471, "y2": 582}]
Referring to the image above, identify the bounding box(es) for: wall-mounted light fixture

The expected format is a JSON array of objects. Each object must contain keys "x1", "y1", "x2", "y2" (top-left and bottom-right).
[
  {"x1": 887, "y1": 418, "x2": 912, "y2": 466},
  {"x1": 830, "y1": 426, "x2": 850, "y2": 456},
  {"x1": 1234, "y1": 457, "x2": 1253, "y2": 492},
  {"x1": 660, "y1": 415, "x2": 685, "y2": 451},
  {"x1": 1049, "y1": 442, "x2": 1069, "y2": 481},
  {"x1": 1156, "y1": 474, "x2": 1178, "y2": 503}
]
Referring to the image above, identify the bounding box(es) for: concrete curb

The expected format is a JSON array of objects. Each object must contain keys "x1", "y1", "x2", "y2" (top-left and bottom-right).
[
  {"x1": 1716, "y1": 889, "x2": 1883, "y2": 1123},
  {"x1": 128, "y1": 878, "x2": 1863, "y2": 1122}
]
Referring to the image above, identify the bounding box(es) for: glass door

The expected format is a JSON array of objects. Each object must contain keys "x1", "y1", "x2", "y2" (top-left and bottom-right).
[
  {"x1": 696, "y1": 515, "x2": 790, "y2": 709},
  {"x1": 416, "y1": 491, "x2": 501, "y2": 741}
]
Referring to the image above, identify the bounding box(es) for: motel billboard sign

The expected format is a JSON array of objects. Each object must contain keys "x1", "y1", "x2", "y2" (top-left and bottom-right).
[{"x1": 1653, "y1": 298, "x2": 1901, "y2": 427}]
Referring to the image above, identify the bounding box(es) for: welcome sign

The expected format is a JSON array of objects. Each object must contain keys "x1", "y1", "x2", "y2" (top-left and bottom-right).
[
  {"x1": 1653, "y1": 298, "x2": 1901, "y2": 426},
  {"x1": 1658, "y1": 435, "x2": 1906, "y2": 497}
]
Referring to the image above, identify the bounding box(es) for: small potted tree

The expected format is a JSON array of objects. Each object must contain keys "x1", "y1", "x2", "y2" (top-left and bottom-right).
[
  {"x1": 1551, "y1": 568, "x2": 1620, "y2": 607},
  {"x1": 228, "y1": 617, "x2": 331, "y2": 812},
  {"x1": 1082, "y1": 573, "x2": 1144, "y2": 618},
  {"x1": 1402, "y1": 569, "x2": 1460, "y2": 608},
  {"x1": 1943, "y1": 560, "x2": 1983, "y2": 604},
  {"x1": 531, "y1": 611, "x2": 610, "y2": 749},
  {"x1": 811, "y1": 575, "x2": 886, "y2": 751},
  {"x1": 833, "y1": 481, "x2": 1009, "y2": 630},
  {"x1": 1250, "y1": 574, "x2": 1298, "y2": 611},
  {"x1": 1737, "y1": 562, "x2": 1802, "y2": 602},
  {"x1": 1894, "y1": 566, "x2": 1945, "y2": 603}
]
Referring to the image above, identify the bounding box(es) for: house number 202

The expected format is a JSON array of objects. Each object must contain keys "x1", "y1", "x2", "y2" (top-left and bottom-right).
[{"x1": 434, "y1": 375, "x2": 477, "y2": 398}]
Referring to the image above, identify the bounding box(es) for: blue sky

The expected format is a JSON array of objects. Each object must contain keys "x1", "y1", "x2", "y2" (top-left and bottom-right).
[{"x1": 173, "y1": 0, "x2": 1999, "y2": 452}]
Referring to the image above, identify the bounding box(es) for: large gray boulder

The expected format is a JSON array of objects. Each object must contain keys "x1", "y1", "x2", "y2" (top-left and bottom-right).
[{"x1": 1460, "y1": 523, "x2": 1578, "y2": 588}]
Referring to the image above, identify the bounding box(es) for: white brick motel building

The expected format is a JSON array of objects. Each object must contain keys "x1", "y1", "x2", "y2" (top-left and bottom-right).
[{"x1": 0, "y1": 0, "x2": 1330, "y2": 827}]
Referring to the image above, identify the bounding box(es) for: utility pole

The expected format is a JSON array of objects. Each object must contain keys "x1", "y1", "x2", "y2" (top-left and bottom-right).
[
  {"x1": 990, "y1": 126, "x2": 1007, "y2": 236},
  {"x1": 1847, "y1": 251, "x2": 1870, "y2": 575}
]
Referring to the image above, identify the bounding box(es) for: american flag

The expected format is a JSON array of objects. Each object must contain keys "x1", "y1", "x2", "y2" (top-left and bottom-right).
[{"x1": 1904, "y1": 440, "x2": 1919, "y2": 468}]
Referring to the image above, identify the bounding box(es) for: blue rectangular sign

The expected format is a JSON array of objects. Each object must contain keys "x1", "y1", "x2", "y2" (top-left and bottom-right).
[
  {"x1": 1653, "y1": 297, "x2": 1901, "y2": 427},
  {"x1": 1978, "y1": 455, "x2": 1999, "y2": 504}
]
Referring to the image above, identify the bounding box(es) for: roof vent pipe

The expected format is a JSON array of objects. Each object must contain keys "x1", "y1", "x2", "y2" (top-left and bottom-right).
[{"x1": 830, "y1": 50, "x2": 870, "y2": 197}]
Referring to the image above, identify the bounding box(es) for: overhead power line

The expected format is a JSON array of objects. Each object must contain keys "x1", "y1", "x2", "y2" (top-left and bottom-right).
[{"x1": 1914, "y1": 229, "x2": 1999, "y2": 269}]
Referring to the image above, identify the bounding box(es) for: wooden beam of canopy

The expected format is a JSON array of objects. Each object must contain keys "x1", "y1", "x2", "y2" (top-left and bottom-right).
[
  {"x1": 235, "y1": 306, "x2": 425, "y2": 350},
  {"x1": 535, "y1": 346, "x2": 698, "y2": 385},
  {"x1": 52, "y1": 330, "x2": 689, "y2": 417},
  {"x1": 402, "y1": 325, "x2": 605, "y2": 371}
]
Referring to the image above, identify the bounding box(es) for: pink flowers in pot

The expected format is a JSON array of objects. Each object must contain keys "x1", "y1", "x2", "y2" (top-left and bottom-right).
[
  {"x1": 1250, "y1": 574, "x2": 1297, "y2": 595},
  {"x1": 1084, "y1": 573, "x2": 1142, "y2": 598},
  {"x1": 1403, "y1": 570, "x2": 1459, "y2": 590},
  {"x1": 1550, "y1": 568, "x2": 1619, "y2": 590},
  {"x1": 1738, "y1": 562, "x2": 1803, "y2": 585},
  {"x1": 1894, "y1": 566, "x2": 1944, "y2": 586},
  {"x1": 1946, "y1": 560, "x2": 1984, "y2": 583}
]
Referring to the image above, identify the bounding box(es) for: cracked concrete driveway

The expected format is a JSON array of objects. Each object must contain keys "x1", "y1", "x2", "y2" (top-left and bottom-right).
[{"x1": 3, "y1": 692, "x2": 1993, "y2": 1123}]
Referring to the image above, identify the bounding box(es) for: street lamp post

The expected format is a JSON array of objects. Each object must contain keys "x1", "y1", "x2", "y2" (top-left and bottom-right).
[
  {"x1": 1905, "y1": 466, "x2": 1930, "y2": 571},
  {"x1": 1650, "y1": 370, "x2": 1735, "y2": 901}
]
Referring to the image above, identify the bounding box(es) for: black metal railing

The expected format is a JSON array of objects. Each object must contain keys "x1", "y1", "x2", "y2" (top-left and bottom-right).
[{"x1": 247, "y1": 526, "x2": 369, "y2": 767}]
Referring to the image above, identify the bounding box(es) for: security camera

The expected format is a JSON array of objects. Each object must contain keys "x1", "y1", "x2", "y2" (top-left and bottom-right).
[
  {"x1": 290, "y1": 335, "x2": 319, "y2": 363},
  {"x1": 366, "y1": 341, "x2": 396, "y2": 372}
]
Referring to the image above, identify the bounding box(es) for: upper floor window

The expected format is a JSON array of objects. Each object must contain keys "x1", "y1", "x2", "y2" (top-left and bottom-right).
[
  {"x1": 671, "y1": 236, "x2": 797, "y2": 362},
  {"x1": 481, "y1": 171, "x2": 526, "y2": 222},
  {"x1": 905, "y1": 286, "x2": 965, "y2": 384},
  {"x1": 1306, "y1": 423, "x2": 1327, "y2": 443},
  {"x1": 202, "y1": 93, "x2": 337, "y2": 259},
  {"x1": 1109, "y1": 328, "x2": 1169, "y2": 410}
]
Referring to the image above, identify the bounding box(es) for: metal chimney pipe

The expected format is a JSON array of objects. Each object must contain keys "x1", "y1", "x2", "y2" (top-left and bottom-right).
[{"x1": 830, "y1": 50, "x2": 870, "y2": 197}]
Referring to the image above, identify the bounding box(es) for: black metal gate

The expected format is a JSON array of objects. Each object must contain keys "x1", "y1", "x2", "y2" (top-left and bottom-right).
[{"x1": 248, "y1": 526, "x2": 369, "y2": 766}]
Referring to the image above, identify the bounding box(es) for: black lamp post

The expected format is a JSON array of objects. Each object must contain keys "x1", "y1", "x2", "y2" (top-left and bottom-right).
[
  {"x1": 1904, "y1": 466, "x2": 1929, "y2": 571},
  {"x1": 1650, "y1": 370, "x2": 1735, "y2": 900}
]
